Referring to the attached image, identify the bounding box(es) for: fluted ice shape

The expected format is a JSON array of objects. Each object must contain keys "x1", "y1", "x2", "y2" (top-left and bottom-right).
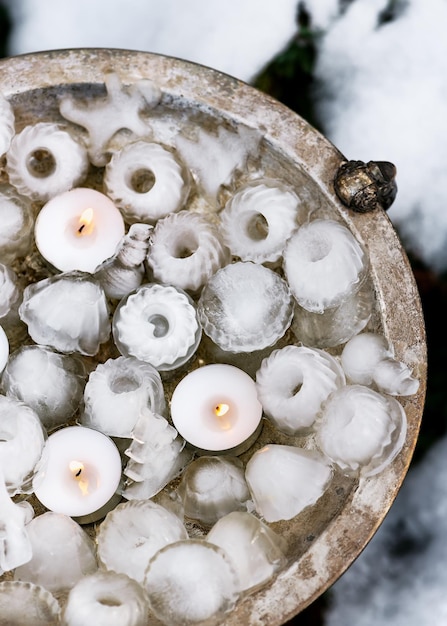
[
  {"x1": 81, "y1": 356, "x2": 165, "y2": 437},
  {"x1": 122, "y1": 407, "x2": 191, "y2": 500},
  {"x1": 148, "y1": 211, "x2": 230, "y2": 292},
  {"x1": 341, "y1": 332, "x2": 420, "y2": 395},
  {"x1": 0, "y1": 582, "x2": 61, "y2": 626},
  {"x1": 6, "y1": 122, "x2": 89, "y2": 202},
  {"x1": 256, "y1": 345, "x2": 346, "y2": 435},
  {"x1": 0, "y1": 91, "x2": 15, "y2": 156},
  {"x1": 198, "y1": 261, "x2": 293, "y2": 352},
  {"x1": 178, "y1": 456, "x2": 251, "y2": 526},
  {"x1": 220, "y1": 180, "x2": 300, "y2": 262},
  {"x1": 245, "y1": 445, "x2": 333, "y2": 523},
  {"x1": 283, "y1": 219, "x2": 368, "y2": 313},
  {"x1": 207, "y1": 511, "x2": 288, "y2": 592},
  {"x1": 0, "y1": 472, "x2": 33, "y2": 574},
  {"x1": 19, "y1": 272, "x2": 110, "y2": 356},
  {"x1": 0, "y1": 395, "x2": 46, "y2": 496},
  {"x1": 104, "y1": 141, "x2": 190, "y2": 223},
  {"x1": 143, "y1": 540, "x2": 240, "y2": 626},
  {"x1": 0, "y1": 184, "x2": 34, "y2": 264},
  {"x1": 113, "y1": 283, "x2": 201, "y2": 370},
  {"x1": 2, "y1": 345, "x2": 87, "y2": 430},
  {"x1": 315, "y1": 385, "x2": 407, "y2": 476},
  {"x1": 97, "y1": 500, "x2": 188, "y2": 584},
  {"x1": 62, "y1": 571, "x2": 148, "y2": 626},
  {"x1": 14, "y1": 512, "x2": 98, "y2": 593}
]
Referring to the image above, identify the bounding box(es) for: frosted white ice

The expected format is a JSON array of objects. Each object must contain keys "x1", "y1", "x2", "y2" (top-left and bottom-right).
[
  {"x1": 14, "y1": 512, "x2": 98, "y2": 593},
  {"x1": 144, "y1": 540, "x2": 240, "y2": 625},
  {"x1": 245, "y1": 445, "x2": 333, "y2": 522},
  {"x1": 0, "y1": 472, "x2": 33, "y2": 574},
  {"x1": 0, "y1": 91, "x2": 14, "y2": 156},
  {"x1": 0, "y1": 185, "x2": 34, "y2": 264},
  {"x1": 207, "y1": 511, "x2": 288, "y2": 591},
  {"x1": 178, "y1": 456, "x2": 251, "y2": 526},
  {"x1": 0, "y1": 581, "x2": 61, "y2": 626},
  {"x1": 0, "y1": 263, "x2": 21, "y2": 323}
]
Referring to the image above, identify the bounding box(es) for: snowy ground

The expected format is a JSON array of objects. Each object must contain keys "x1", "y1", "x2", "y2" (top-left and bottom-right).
[{"x1": 3, "y1": 1, "x2": 445, "y2": 624}]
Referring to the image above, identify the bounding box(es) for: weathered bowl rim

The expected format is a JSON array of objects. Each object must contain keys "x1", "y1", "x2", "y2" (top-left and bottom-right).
[{"x1": 0, "y1": 48, "x2": 427, "y2": 625}]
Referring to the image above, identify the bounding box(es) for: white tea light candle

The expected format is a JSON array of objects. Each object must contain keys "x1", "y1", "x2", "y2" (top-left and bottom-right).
[
  {"x1": 170, "y1": 364, "x2": 262, "y2": 454},
  {"x1": 33, "y1": 426, "x2": 122, "y2": 521},
  {"x1": 34, "y1": 188, "x2": 125, "y2": 273}
]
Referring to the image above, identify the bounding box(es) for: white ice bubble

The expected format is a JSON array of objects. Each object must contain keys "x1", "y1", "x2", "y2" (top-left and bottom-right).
[
  {"x1": 144, "y1": 540, "x2": 240, "y2": 626},
  {"x1": 207, "y1": 511, "x2": 288, "y2": 591},
  {"x1": 245, "y1": 445, "x2": 333, "y2": 522}
]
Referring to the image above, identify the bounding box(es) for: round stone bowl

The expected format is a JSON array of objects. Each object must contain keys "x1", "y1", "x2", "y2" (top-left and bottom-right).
[{"x1": 0, "y1": 49, "x2": 426, "y2": 624}]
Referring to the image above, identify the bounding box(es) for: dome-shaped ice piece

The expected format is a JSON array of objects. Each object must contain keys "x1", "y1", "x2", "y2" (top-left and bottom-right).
[
  {"x1": 256, "y1": 345, "x2": 346, "y2": 435},
  {"x1": 81, "y1": 356, "x2": 165, "y2": 437},
  {"x1": 207, "y1": 511, "x2": 288, "y2": 591},
  {"x1": 113, "y1": 283, "x2": 201, "y2": 371},
  {"x1": 0, "y1": 472, "x2": 34, "y2": 574},
  {"x1": 372, "y1": 358, "x2": 420, "y2": 396},
  {"x1": 0, "y1": 185, "x2": 34, "y2": 264},
  {"x1": 0, "y1": 263, "x2": 22, "y2": 327},
  {"x1": 97, "y1": 500, "x2": 188, "y2": 584},
  {"x1": 283, "y1": 219, "x2": 368, "y2": 313},
  {"x1": 0, "y1": 91, "x2": 15, "y2": 156},
  {"x1": 148, "y1": 211, "x2": 230, "y2": 292},
  {"x1": 0, "y1": 581, "x2": 60, "y2": 626},
  {"x1": 0, "y1": 395, "x2": 46, "y2": 496},
  {"x1": 178, "y1": 456, "x2": 251, "y2": 526},
  {"x1": 143, "y1": 540, "x2": 240, "y2": 626},
  {"x1": 220, "y1": 180, "x2": 300, "y2": 263},
  {"x1": 6, "y1": 122, "x2": 89, "y2": 202},
  {"x1": 245, "y1": 445, "x2": 333, "y2": 522},
  {"x1": 198, "y1": 261, "x2": 293, "y2": 353},
  {"x1": 14, "y1": 512, "x2": 97, "y2": 593},
  {"x1": 315, "y1": 384, "x2": 407, "y2": 476},
  {"x1": 19, "y1": 272, "x2": 110, "y2": 356},
  {"x1": 63, "y1": 571, "x2": 148, "y2": 626},
  {"x1": 2, "y1": 345, "x2": 87, "y2": 431},
  {"x1": 104, "y1": 141, "x2": 190, "y2": 224}
]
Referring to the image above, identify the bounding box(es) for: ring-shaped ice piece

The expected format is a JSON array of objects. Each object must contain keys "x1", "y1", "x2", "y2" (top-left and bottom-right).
[
  {"x1": 256, "y1": 345, "x2": 346, "y2": 435},
  {"x1": 219, "y1": 181, "x2": 299, "y2": 262},
  {"x1": 0, "y1": 395, "x2": 46, "y2": 495},
  {"x1": 143, "y1": 540, "x2": 240, "y2": 626},
  {"x1": 245, "y1": 445, "x2": 333, "y2": 522},
  {"x1": 0, "y1": 92, "x2": 15, "y2": 156},
  {"x1": 0, "y1": 582, "x2": 60, "y2": 626},
  {"x1": 97, "y1": 500, "x2": 188, "y2": 584},
  {"x1": 82, "y1": 356, "x2": 165, "y2": 437},
  {"x1": 63, "y1": 571, "x2": 148, "y2": 626},
  {"x1": 198, "y1": 262, "x2": 293, "y2": 353},
  {"x1": 283, "y1": 219, "x2": 368, "y2": 313},
  {"x1": 315, "y1": 384, "x2": 407, "y2": 476},
  {"x1": 0, "y1": 185, "x2": 34, "y2": 264},
  {"x1": 148, "y1": 211, "x2": 230, "y2": 292},
  {"x1": 113, "y1": 283, "x2": 201, "y2": 371},
  {"x1": 104, "y1": 141, "x2": 190, "y2": 224},
  {"x1": 6, "y1": 123, "x2": 89, "y2": 202}
]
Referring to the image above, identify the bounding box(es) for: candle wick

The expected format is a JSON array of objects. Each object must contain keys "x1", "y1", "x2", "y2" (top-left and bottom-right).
[
  {"x1": 75, "y1": 468, "x2": 82, "y2": 477},
  {"x1": 77, "y1": 224, "x2": 86, "y2": 234},
  {"x1": 214, "y1": 403, "x2": 230, "y2": 417}
]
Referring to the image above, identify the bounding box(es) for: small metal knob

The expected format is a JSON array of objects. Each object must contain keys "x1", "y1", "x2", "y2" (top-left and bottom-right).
[{"x1": 334, "y1": 160, "x2": 397, "y2": 213}]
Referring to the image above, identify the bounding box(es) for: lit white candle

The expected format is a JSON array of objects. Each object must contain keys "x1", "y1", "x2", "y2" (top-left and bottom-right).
[
  {"x1": 34, "y1": 188, "x2": 125, "y2": 273},
  {"x1": 170, "y1": 364, "x2": 262, "y2": 454},
  {"x1": 33, "y1": 426, "x2": 122, "y2": 522},
  {"x1": 0, "y1": 325, "x2": 9, "y2": 372}
]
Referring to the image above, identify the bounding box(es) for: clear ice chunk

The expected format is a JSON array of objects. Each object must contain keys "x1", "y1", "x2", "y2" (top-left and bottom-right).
[
  {"x1": 143, "y1": 540, "x2": 240, "y2": 626},
  {"x1": 19, "y1": 272, "x2": 110, "y2": 356},
  {"x1": 198, "y1": 261, "x2": 293, "y2": 353},
  {"x1": 62, "y1": 571, "x2": 148, "y2": 626},
  {"x1": 0, "y1": 581, "x2": 61, "y2": 626},
  {"x1": 81, "y1": 356, "x2": 165, "y2": 438},
  {"x1": 2, "y1": 345, "x2": 87, "y2": 431},
  {"x1": 207, "y1": 511, "x2": 288, "y2": 591},
  {"x1": 245, "y1": 444, "x2": 333, "y2": 523},
  {"x1": 0, "y1": 263, "x2": 22, "y2": 330},
  {"x1": 97, "y1": 499, "x2": 188, "y2": 584},
  {"x1": 14, "y1": 512, "x2": 98, "y2": 593},
  {"x1": 0, "y1": 185, "x2": 34, "y2": 264},
  {"x1": 178, "y1": 456, "x2": 251, "y2": 526},
  {"x1": 283, "y1": 219, "x2": 368, "y2": 313},
  {"x1": 256, "y1": 345, "x2": 346, "y2": 435},
  {"x1": 0, "y1": 472, "x2": 33, "y2": 574},
  {"x1": 315, "y1": 384, "x2": 407, "y2": 476},
  {"x1": 0, "y1": 395, "x2": 46, "y2": 496}
]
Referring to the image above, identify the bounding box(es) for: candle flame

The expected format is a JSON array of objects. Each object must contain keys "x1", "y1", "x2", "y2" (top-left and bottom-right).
[
  {"x1": 214, "y1": 403, "x2": 232, "y2": 430},
  {"x1": 69, "y1": 460, "x2": 89, "y2": 496},
  {"x1": 77, "y1": 208, "x2": 95, "y2": 236}
]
